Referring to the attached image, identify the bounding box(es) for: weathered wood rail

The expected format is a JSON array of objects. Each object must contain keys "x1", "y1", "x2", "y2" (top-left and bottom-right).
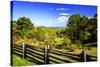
[{"x1": 11, "y1": 44, "x2": 97, "y2": 65}]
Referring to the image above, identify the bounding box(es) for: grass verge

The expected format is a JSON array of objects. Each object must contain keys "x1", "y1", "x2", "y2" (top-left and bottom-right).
[{"x1": 12, "y1": 54, "x2": 35, "y2": 66}]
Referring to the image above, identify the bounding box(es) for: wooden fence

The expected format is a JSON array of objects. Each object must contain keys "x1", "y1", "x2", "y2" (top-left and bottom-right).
[{"x1": 11, "y1": 44, "x2": 97, "y2": 65}]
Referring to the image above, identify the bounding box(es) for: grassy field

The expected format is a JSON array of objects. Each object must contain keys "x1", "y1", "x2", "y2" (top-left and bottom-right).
[{"x1": 12, "y1": 54, "x2": 35, "y2": 66}]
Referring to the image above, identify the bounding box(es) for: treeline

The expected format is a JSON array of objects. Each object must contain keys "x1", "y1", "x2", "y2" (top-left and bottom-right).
[{"x1": 11, "y1": 14, "x2": 97, "y2": 48}]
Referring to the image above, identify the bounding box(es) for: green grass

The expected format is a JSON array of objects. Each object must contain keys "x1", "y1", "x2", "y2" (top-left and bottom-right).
[
  {"x1": 87, "y1": 47, "x2": 97, "y2": 56},
  {"x1": 12, "y1": 54, "x2": 35, "y2": 66}
]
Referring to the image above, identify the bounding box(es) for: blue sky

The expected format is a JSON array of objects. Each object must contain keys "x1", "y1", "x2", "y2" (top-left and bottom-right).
[{"x1": 11, "y1": 1, "x2": 97, "y2": 27}]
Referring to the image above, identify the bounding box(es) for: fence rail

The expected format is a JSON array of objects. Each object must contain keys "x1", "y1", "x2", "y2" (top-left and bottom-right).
[{"x1": 12, "y1": 44, "x2": 97, "y2": 65}]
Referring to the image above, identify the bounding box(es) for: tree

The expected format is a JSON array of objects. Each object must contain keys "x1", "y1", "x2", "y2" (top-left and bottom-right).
[
  {"x1": 17, "y1": 17, "x2": 33, "y2": 37},
  {"x1": 63, "y1": 14, "x2": 97, "y2": 46},
  {"x1": 16, "y1": 17, "x2": 34, "y2": 45},
  {"x1": 83, "y1": 14, "x2": 97, "y2": 44},
  {"x1": 79, "y1": 16, "x2": 89, "y2": 43},
  {"x1": 67, "y1": 14, "x2": 81, "y2": 43}
]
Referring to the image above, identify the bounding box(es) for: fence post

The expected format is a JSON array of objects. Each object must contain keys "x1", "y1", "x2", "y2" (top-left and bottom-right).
[
  {"x1": 23, "y1": 43, "x2": 27, "y2": 59},
  {"x1": 80, "y1": 50, "x2": 86, "y2": 62},
  {"x1": 47, "y1": 45, "x2": 50, "y2": 64},
  {"x1": 84, "y1": 50, "x2": 87, "y2": 62},
  {"x1": 44, "y1": 45, "x2": 50, "y2": 64}
]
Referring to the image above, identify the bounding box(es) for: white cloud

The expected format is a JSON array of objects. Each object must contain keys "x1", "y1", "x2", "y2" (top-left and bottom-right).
[
  {"x1": 56, "y1": 8, "x2": 68, "y2": 11},
  {"x1": 59, "y1": 13, "x2": 70, "y2": 16},
  {"x1": 49, "y1": 8, "x2": 69, "y2": 11},
  {"x1": 56, "y1": 8, "x2": 60, "y2": 11},
  {"x1": 57, "y1": 16, "x2": 69, "y2": 23},
  {"x1": 49, "y1": 8, "x2": 53, "y2": 10}
]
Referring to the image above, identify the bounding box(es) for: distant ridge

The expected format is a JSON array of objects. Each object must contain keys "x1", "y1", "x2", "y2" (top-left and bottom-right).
[
  {"x1": 41, "y1": 26, "x2": 64, "y2": 28},
  {"x1": 37, "y1": 26, "x2": 64, "y2": 28},
  {"x1": 48, "y1": 27, "x2": 64, "y2": 28}
]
